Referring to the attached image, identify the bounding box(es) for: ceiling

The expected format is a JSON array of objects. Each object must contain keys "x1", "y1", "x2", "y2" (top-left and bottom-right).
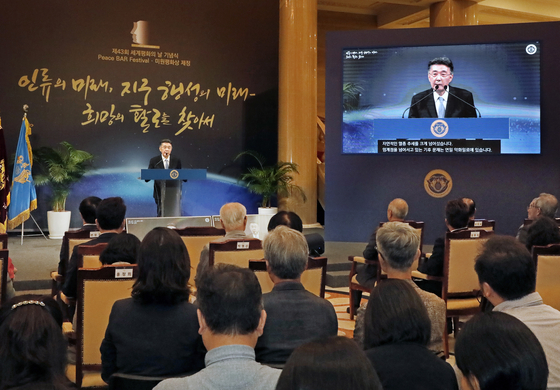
[{"x1": 317, "y1": 0, "x2": 560, "y2": 28}]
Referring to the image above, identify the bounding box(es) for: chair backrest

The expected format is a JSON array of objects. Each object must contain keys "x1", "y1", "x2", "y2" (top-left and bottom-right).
[
  {"x1": 532, "y1": 243, "x2": 560, "y2": 311},
  {"x1": 175, "y1": 227, "x2": 225, "y2": 284},
  {"x1": 0, "y1": 250, "x2": 8, "y2": 304},
  {"x1": 59, "y1": 229, "x2": 99, "y2": 276},
  {"x1": 0, "y1": 233, "x2": 8, "y2": 249},
  {"x1": 468, "y1": 219, "x2": 495, "y2": 231},
  {"x1": 443, "y1": 229, "x2": 494, "y2": 300},
  {"x1": 249, "y1": 257, "x2": 328, "y2": 298},
  {"x1": 78, "y1": 243, "x2": 109, "y2": 269},
  {"x1": 209, "y1": 239, "x2": 263, "y2": 268},
  {"x1": 76, "y1": 265, "x2": 138, "y2": 388}
]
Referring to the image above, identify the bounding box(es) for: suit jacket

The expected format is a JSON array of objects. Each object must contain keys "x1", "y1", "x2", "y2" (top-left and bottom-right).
[
  {"x1": 255, "y1": 281, "x2": 338, "y2": 364},
  {"x1": 357, "y1": 228, "x2": 379, "y2": 288},
  {"x1": 147, "y1": 154, "x2": 182, "y2": 199},
  {"x1": 408, "y1": 86, "x2": 477, "y2": 118}
]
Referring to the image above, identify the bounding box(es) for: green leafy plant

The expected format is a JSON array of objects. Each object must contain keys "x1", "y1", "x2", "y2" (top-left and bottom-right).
[
  {"x1": 33, "y1": 141, "x2": 94, "y2": 211},
  {"x1": 235, "y1": 151, "x2": 306, "y2": 208}
]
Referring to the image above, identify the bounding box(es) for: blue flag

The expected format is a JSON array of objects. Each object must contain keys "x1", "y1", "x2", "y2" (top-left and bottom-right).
[{"x1": 8, "y1": 117, "x2": 37, "y2": 229}]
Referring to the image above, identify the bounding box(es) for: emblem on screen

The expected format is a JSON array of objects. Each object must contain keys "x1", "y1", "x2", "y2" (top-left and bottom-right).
[
  {"x1": 170, "y1": 170, "x2": 179, "y2": 179},
  {"x1": 424, "y1": 169, "x2": 452, "y2": 198},
  {"x1": 431, "y1": 120, "x2": 449, "y2": 138}
]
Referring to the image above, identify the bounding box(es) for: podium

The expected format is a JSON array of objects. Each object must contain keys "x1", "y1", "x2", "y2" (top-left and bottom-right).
[{"x1": 141, "y1": 169, "x2": 207, "y2": 217}]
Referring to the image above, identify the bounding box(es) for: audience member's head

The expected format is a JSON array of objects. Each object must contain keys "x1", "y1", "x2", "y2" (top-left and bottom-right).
[
  {"x1": 100, "y1": 232, "x2": 141, "y2": 265},
  {"x1": 376, "y1": 221, "x2": 420, "y2": 272},
  {"x1": 463, "y1": 197, "x2": 476, "y2": 220},
  {"x1": 276, "y1": 336, "x2": 383, "y2": 390},
  {"x1": 387, "y1": 198, "x2": 408, "y2": 221},
  {"x1": 526, "y1": 216, "x2": 560, "y2": 252},
  {"x1": 219, "y1": 202, "x2": 247, "y2": 232},
  {"x1": 364, "y1": 279, "x2": 431, "y2": 350},
  {"x1": 456, "y1": 312, "x2": 548, "y2": 390},
  {"x1": 267, "y1": 211, "x2": 303, "y2": 232},
  {"x1": 475, "y1": 236, "x2": 535, "y2": 304},
  {"x1": 0, "y1": 295, "x2": 68, "y2": 390},
  {"x1": 196, "y1": 264, "x2": 264, "y2": 339},
  {"x1": 79, "y1": 196, "x2": 101, "y2": 224},
  {"x1": 132, "y1": 227, "x2": 190, "y2": 304},
  {"x1": 445, "y1": 198, "x2": 470, "y2": 230},
  {"x1": 96, "y1": 196, "x2": 126, "y2": 231},
  {"x1": 528, "y1": 193, "x2": 559, "y2": 220},
  {"x1": 264, "y1": 225, "x2": 308, "y2": 281}
]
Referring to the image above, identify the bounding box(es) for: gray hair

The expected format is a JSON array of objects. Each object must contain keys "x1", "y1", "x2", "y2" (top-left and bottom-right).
[
  {"x1": 376, "y1": 222, "x2": 420, "y2": 271},
  {"x1": 388, "y1": 198, "x2": 408, "y2": 220},
  {"x1": 263, "y1": 225, "x2": 308, "y2": 279},
  {"x1": 535, "y1": 193, "x2": 558, "y2": 218},
  {"x1": 220, "y1": 202, "x2": 247, "y2": 231}
]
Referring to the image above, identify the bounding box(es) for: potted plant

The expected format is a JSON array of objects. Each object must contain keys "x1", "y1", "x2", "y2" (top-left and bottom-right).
[
  {"x1": 33, "y1": 141, "x2": 94, "y2": 238},
  {"x1": 235, "y1": 151, "x2": 306, "y2": 215}
]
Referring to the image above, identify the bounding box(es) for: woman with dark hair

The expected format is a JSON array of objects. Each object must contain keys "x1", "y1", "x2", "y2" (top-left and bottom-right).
[
  {"x1": 456, "y1": 312, "x2": 548, "y2": 390},
  {"x1": 99, "y1": 232, "x2": 141, "y2": 265},
  {"x1": 0, "y1": 294, "x2": 73, "y2": 390},
  {"x1": 276, "y1": 336, "x2": 382, "y2": 390},
  {"x1": 526, "y1": 216, "x2": 560, "y2": 253},
  {"x1": 364, "y1": 279, "x2": 457, "y2": 390},
  {"x1": 100, "y1": 227, "x2": 205, "y2": 383}
]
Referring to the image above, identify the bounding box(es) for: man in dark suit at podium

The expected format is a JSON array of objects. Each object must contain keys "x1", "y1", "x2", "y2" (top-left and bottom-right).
[
  {"x1": 147, "y1": 139, "x2": 182, "y2": 217},
  {"x1": 408, "y1": 57, "x2": 477, "y2": 119}
]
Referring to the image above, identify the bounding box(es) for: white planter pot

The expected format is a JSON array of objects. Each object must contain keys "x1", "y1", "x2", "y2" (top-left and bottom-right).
[
  {"x1": 47, "y1": 210, "x2": 71, "y2": 239},
  {"x1": 258, "y1": 207, "x2": 278, "y2": 215}
]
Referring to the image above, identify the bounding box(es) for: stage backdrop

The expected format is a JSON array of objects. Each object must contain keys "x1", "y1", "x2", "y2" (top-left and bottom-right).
[
  {"x1": 325, "y1": 22, "x2": 560, "y2": 246},
  {"x1": 0, "y1": 0, "x2": 278, "y2": 229}
]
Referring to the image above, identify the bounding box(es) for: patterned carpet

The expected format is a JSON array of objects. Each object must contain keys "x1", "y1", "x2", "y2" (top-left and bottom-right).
[{"x1": 324, "y1": 290, "x2": 367, "y2": 339}]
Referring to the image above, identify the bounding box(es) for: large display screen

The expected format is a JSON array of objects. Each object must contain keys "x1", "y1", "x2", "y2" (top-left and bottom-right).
[{"x1": 342, "y1": 41, "x2": 541, "y2": 155}]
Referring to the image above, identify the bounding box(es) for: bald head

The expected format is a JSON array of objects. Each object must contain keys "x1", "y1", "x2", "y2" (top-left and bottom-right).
[
  {"x1": 387, "y1": 198, "x2": 408, "y2": 221},
  {"x1": 220, "y1": 202, "x2": 247, "y2": 232},
  {"x1": 463, "y1": 198, "x2": 476, "y2": 220}
]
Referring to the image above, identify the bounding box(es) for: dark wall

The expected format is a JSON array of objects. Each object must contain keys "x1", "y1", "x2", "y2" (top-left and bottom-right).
[{"x1": 325, "y1": 22, "x2": 560, "y2": 245}]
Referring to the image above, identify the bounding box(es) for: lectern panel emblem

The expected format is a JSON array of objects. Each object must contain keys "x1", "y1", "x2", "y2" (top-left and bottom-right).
[
  {"x1": 169, "y1": 170, "x2": 179, "y2": 179},
  {"x1": 431, "y1": 120, "x2": 449, "y2": 138}
]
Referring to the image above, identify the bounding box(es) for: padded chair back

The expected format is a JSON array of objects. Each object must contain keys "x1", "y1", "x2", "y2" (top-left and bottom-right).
[
  {"x1": 175, "y1": 227, "x2": 225, "y2": 284},
  {"x1": 0, "y1": 233, "x2": 7, "y2": 249},
  {"x1": 62, "y1": 230, "x2": 99, "y2": 276},
  {"x1": 249, "y1": 257, "x2": 328, "y2": 298},
  {"x1": 77, "y1": 243, "x2": 108, "y2": 269},
  {"x1": 209, "y1": 239, "x2": 263, "y2": 268},
  {"x1": 533, "y1": 244, "x2": 560, "y2": 311},
  {"x1": 468, "y1": 219, "x2": 495, "y2": 231},
  {"x1": 0, "y1": 250, "x2": 8, "y2": 304},
  {"x1": 70, "y1": 265, "x2": 138, "y2": 388},
  {"x1": 444, "y1": 230, "x2": 494, "y2": 300}
]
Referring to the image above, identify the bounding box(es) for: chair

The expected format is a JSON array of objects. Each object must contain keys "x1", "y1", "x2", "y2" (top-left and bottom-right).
[
  {"x1": 208, "y1": 239, "x2": 263, "y2": 268},
  {"x1": 66, "y1": 265, "x2": 138, "y2": 388},
  {"x1": 78, "y1": 243, "x2": 109, "y2": 269},
  {"x1": 347, "y1": 221, "x2": 425, "y2": 319},
  {"x1": 0, "y1": 249, "x2": 9, "y2": 304},
  {"x1": 415, "y1": 229, "x2": 494, "y2": 358},
  {"x1": 249, "y1": 256, "x2": 328, "y2": 298},
  {"x1": 174, "y1": 226, "x2": 225, "y2": 285},
  {"x1": 532, "y1": 243, "x2": 560, "y2": 311},
  {"x1": 468, "y1": 219, "x2": 495, "y2": 231},
  {"x1": 51, "y1": 229, "x2": 99, "y2": 295}
]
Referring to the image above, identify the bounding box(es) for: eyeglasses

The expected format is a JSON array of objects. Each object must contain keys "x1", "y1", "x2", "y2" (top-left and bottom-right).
[
  {"x1": 429, "y1": 72, "x2": 451, "y2": 78},
  {"x1": 527, "y1": 205, "x2": 539, "y2": 211}
]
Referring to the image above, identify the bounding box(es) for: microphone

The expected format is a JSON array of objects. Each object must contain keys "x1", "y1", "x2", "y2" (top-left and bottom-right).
[
  {"x1": 444, "y1": 85, "x2": 481, "y2": 118},
  {"x1": 402, "y1": 86, "x2": 437, "y2": 118}
]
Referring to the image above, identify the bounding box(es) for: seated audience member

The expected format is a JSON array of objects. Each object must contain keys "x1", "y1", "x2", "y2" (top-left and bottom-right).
[
  {"x1": 197, "y1": 202, "x2": 249, "y2": 284},
  {"x1": 61, "y1": 196, "x2": 126, "y2": 302},
  {"x1": 255, "y1": 226, "x2": 337, "y2": 365},
  {"x1": 275, "y1": 336, "x2": 382, "y2": 390},
  {"x1": 351, "y1": 198, "x2": 409, "y2": 311},
  {"x1": 354, "y1": 222, "x2": 445, "y2": 356},
  {"x1": 363, "y1": 280, "x2": 458, "y2": 390},
  {"x1": 475, "y1": 235, "x2": 560, "y2": 389},
  {"x1": 0, "y1": 295, "x2": 73, "y2": 390},
  {"x1": 267, "y1": 210, "x2": 324, "y2": 256},
  {"x1": 155, "y1": 264, "x2": 281, "y2": 390},
  {"x1": 100, "y1": 227, "x2": 205, "y2": 383},
  {"x1": 456, "y1": 312, "x2": 548, "y2": 390},
  {"x1": 463, "y1": 197, "x2": 476, "y2": 220},
  {"x1": 517, "y1": 193, "x2": 558, "y2": 245},
  {"x1": 525, "y1": 216, "x2": 560, "y2": 253},
  {"x1": 57, "y1": 196, "x2": 101, "y2": 276},
  {"x1": 416, "y1": 198, "x2": 470, "y2": 296},
  {"x1": 99, "y1": 232, "x2": 141, "y2": 265}
]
